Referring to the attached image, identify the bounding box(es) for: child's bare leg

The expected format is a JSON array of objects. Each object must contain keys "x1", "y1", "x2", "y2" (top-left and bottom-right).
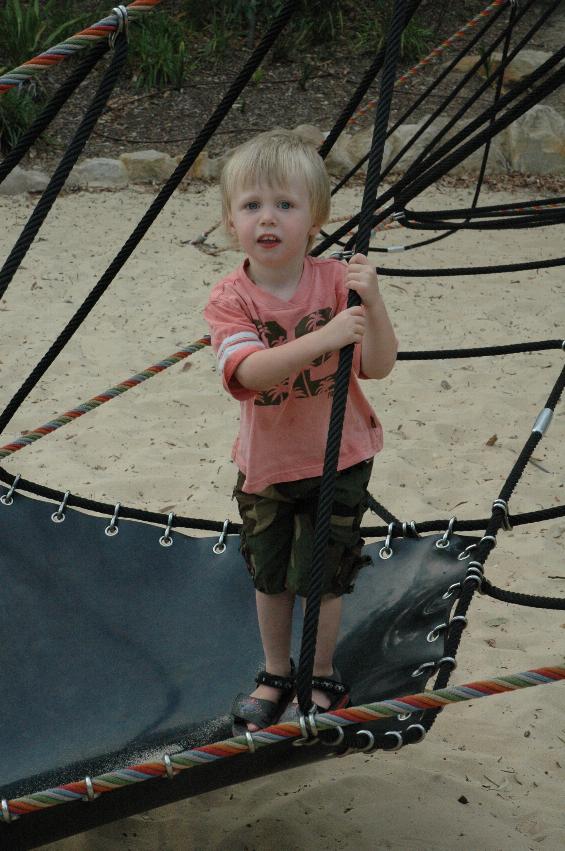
[{"x1": 248, "y1": 588, "x2": 294, "y2": 731}]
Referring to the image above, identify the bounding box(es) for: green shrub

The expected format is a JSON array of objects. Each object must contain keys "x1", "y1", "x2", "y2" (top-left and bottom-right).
[
  {"x1": 0, "y1": 87, "x2": 41, "y2": 154},
  {"x1": 128, "y1": 10, "x2": 188, "y2": 90}
]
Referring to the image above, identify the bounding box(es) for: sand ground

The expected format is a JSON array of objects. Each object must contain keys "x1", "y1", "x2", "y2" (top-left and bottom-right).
[{"x1": 0, "y1": 180, "x2": 564, "y2": 850}]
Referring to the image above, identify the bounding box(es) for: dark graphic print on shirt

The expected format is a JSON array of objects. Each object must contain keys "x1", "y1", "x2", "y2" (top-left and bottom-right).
[{"x1": 252, "y1": 308, "x2": 336, "y2": 407}]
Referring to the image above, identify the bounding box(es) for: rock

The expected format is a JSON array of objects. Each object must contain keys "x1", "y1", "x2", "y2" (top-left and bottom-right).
[
  {"x1": 119, "y1": 149, "x2": 177, "y2": 182},
  {"x1": 24, "y1": 168, "x2": 50, "y2": 192},
  {"x1": 71, "y1": 157, "x2": 128, "y2": 188},
  {"x1": 346, "y1": 125, "x2": 398, "y2": 174},
  {"x1": 325, "y1": 132, "x2": 357, "y2": 177},
  {"x1": 0, "y1": 165, "x2": 49, "y2": 195},
  {"x1": 506, "y1": 104, "x2": 565, "y2": 175},
  {"x1": 492, "y1": 48, "x2": 555, "y2": 86},
  {"x1": 451, "y1": 49, "x2": 555, "y2": 86}
]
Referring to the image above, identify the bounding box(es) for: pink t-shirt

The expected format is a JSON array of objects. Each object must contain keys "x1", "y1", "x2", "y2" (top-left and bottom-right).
[{"x1": 204, "y1": 256, "x2": 383, "y2": 493}]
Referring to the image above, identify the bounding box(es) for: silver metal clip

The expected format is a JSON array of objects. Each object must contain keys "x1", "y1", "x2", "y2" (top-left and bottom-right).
[
  {"x1": 436, "y1": 516, "x2": 456, "y2": 549},
  {"x1": 379, "y1": 522, "x2": 395, "y2": 560},
  {"x1": 163, "y1": 753, "x2": 175, "y2": 779},
  {"x1": 110, "y1": 5, "x2": 129, "y2": 47},
  {"x1": 82, "y1": 776, "x2": 99, "y2": 801},
  {"x1": 1, "y1": 798, "x2": 18, "y2": 823},
  {"x1": 213, "y1": 519, "x2": 229, "y2": 554},
  {"x1": 159, "y1": 512, "x2": 174, "y2": 547},
  {"x1": 492, "y1": 498, "x2": 512, "y2": 531},
  {"x1": 0, "y1": 474, "x2": 20, "y2": 506},
  {"x1": 105, "y1": 502, "x2": 121, "y2": 537},
  {"x1": 51, "y1": 490, "x2": 70, "y2": 523}
]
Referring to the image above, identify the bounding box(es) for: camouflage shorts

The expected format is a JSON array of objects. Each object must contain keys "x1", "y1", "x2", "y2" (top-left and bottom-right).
[{"x1": 233, "y1": 459, "x2": 373, "y2": 598}]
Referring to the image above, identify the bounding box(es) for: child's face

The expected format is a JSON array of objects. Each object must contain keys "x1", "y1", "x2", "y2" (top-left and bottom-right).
[{"x1": 228, "y1": 177, "x2": 320, "y2": 274}]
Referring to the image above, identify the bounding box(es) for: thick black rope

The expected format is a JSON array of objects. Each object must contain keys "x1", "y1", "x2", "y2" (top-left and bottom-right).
[
  {"x1": 327, "y1": 0, "x2": 510, "y2": 197},
  {"x1": 315, "y1": 34, "x2": 565, "y2": 257},
  {"x1": 481, "y1": 580, "x2": 565, "y2": 610},
  {"x1": 398, "y1": 0, "x2": 555, "y2": 185},
  {"x1": 0, "y1": 36, "x2": 128, "y2": 303},
  {"x1": 401, "y1": 213, "x2": 565, "y2": 230},
  {"x1": 376, "y1": 254, "x2": 565, "y2": 276},
  {"x1": 318, "y1": 0, "x2": 422, "y2": 161},
  {"x1": 397, "y1": 340, "x2": 564, "y2": 359},
  {"x1": 320, "y1": 0, "x2": 540, "y2": 251},
  {"x1": 0, "y1": 1, "x2": 298, "y2": 438},
  {"x1": 0, "y1": 41, "x2": 109, "y2": 185},
  {"x1": 417, "y1": 364, "x2": 565, "y2": 739},
  {"x1": 407, "y1": 196, "x2": 565, "y2": 220},
  {"x1": 296, "y1": 0, "x2": 409, "y2": 717},
  {"x1": 0, "y1": 464, "x2": 562, "y2": 536}
]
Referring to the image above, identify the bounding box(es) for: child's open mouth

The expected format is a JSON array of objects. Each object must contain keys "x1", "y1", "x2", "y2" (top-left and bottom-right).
[{"x1": 257, "y1": 234, "x2": 281, "y2": 248}]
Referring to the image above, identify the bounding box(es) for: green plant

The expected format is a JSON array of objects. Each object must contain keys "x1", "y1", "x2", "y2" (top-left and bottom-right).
[
  {"x1": 128, "y1": 10, "x2": 188, "y2": 90},
  {"x1": 0, "y1": 87, "x2": 41, "y2": 154},
  {"x1": 399, "y1": 17, "x2": 433, "y2": 62},
  {"x1": 0, "y1": 0, "x2": 84, "y2": 73}
]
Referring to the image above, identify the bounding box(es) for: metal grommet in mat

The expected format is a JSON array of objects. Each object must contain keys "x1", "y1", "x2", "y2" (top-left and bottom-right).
[
  {"x1": 105, "y1": 502, "x2": 121, "y2": 537},
  {"x1": 213, "y1": 519, "x2": 229, "y2": 554},
  {"x1": 1, "y1": 474, "x2": 20, "y2": 506},
  {"x1": 159, "y1": 512, "x2": 174, "y2": 547},
  {"x1": 51, "y1": 490, "x2": 70, "y2": 523}
]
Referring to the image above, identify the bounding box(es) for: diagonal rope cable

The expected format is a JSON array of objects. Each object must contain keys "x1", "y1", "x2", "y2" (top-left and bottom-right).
[
  {"x1": 296, "y1": 0, "x2": 409, "y2": 716},
  {"x1": 0, "y1": 337, "x2": 211, "y2": 460},
  {"x1": 0, "y1": 1, "x2": 162, "y2": 95},
  {"x1": 0, "y1": 0, "x2": 298, "y2": 439},
  {"x1": 0, "y1": 42, "x2": 109, "y2": 185},
  {"x1": 0, "y1": 35, "x2": 129, "y2": 302},
  {"x1": 4, "y1": 663, "x2": 564, "y2": 822}
]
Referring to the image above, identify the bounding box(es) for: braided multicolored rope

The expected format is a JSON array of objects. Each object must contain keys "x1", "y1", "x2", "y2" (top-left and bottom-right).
[
  {"x1": 3, "y1": 663, "x2": 563, "y2": 821},
  {"x1": 348, "y1": 0, "x2": 509, "y2": 127},
  {"x1": 0, "y1": 336, "x2": 211, "y2": 460},
  {"x1": 0, "y1": 0, "x2": 163, "y2": 95}
]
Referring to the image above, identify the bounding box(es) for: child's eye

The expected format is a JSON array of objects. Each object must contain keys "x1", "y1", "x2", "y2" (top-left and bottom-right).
[
  {"x1": 277, "y1": 200, "x2": 292, "y2": 210},
  {"x1": 245, "y1": 201, "x2": 260, "y2": 211}
]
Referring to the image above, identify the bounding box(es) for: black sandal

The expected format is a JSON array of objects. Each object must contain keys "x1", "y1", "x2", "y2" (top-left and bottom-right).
[
  {"x1": 279, "y1": 668, "x2": 349, "y2": 722},
  {"x1": 232, "y1": 661, "x2": 295, "y2": 735}
]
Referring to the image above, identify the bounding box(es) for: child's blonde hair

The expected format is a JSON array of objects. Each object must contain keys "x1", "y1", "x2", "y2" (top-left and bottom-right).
[{"x1": 220, "y1": 129, "x2": 331, "y2": 252}]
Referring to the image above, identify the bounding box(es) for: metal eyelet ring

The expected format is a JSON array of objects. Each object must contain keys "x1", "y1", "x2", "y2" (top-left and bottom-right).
[
  {"x1": 104, "y1": 502, "x2": 121, "y2": 537},
  {"x1": 480, "y1": 534, "x2": 497, "y2": 548},
  {"x1": 436, "y1": 516, "x2": 456, "y2": 549},
  {"x1": 159, "y1": 512, "x2": 174, "y2": 547},
  {"x1": 379, "y1": 522, "x2": 395, "y2": 560},
  {"x1": 245, "y1": 731, "x2": 256, "y2": 753},
  {"x1": 407, "y1": 723, "x2": 426, "y2": 743},
  {"x1": 397, "y1": 711, "x2": 412, "y2": 721},
  {"x1": 321, "y1": 725, "x2": 345, "y2": 747},
  {"x1": 442, "y1": 582, "x2": 461, "y2": 600},
  {"x1": 463, "y1": 573, "x2": 482, "y2": 588},
  {"x1": 0, "y1": 473, "x2": 21, "y2": 506},
  {"x1": 450, "y1": 615, "x2": 468, "y2": 629},
  {"x1": 411, "y1": 661, "x2": 437, "y2": 678},
  {"x1": 109, "y1": 5, "x2": 128, "y2": 47},
  {"x1": 51, "y1": 490, "x2": 70, "y2": 523},
  {"x1": 383, "y1": 731, "x2": 403, "y2": 751},
  {"x1": 293, "y1": 708, "x2": 319, "y2": 746},
  {"x1": 427, "y1": 623, "x2": 447, "y2": 643},
  {"x1": 83, "y1": 776, "x2": 99, "y2": 801},
  {"x1": 212, "y1": 518, "x2": 229, "y2": 554},
  {"x1": 492, "y1": 498, "x2": 512, "y2": 531},
  {"x1": 438, "y1": 656, "x2": 457, "y2": 671},
  {"x1": 1, "y1": 798, "x2": 17, "y2": 823},
  {"x1": 457, "y1": 543, "x2": 476, "y2": 561},
  {"x1": 356, "y1": 729, "x2": 375, "y2": 752},
  {"x1": 163, "y1": 753, "x2": 175, "y2": 779}
]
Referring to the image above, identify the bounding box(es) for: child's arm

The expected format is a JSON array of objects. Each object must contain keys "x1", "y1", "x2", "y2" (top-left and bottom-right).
[
  {"x1": 235, "y1": 306, "x2": 365, "y2": 391},
  {"x1": 346, "y1": 253, "x2": 398, "y2": 379}
]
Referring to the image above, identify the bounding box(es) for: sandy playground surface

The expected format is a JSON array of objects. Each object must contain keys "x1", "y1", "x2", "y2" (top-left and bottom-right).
[{"x1": 0, "y1": 179, "x2": 564, "y2": 850}]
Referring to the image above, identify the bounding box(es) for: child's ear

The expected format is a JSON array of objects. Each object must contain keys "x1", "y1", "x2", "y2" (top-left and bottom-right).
[{"x1": 309, "y1": 222, "x2": 321, "y2": 237}]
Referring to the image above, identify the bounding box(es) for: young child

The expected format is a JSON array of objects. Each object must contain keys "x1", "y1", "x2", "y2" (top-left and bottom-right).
[{"x1": 204, "y1": 130, "x2": 398, "y2": 733}]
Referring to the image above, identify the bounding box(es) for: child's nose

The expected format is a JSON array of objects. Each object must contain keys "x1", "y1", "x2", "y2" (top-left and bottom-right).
[{"x1": 259, "y1": 205, "x2": 276, "y2": 224}]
